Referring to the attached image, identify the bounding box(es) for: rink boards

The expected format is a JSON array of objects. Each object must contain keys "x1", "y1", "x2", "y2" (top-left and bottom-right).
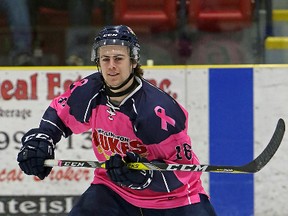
[{"x1": 0, "y1": 65, "x2": 287, "y2": 216}]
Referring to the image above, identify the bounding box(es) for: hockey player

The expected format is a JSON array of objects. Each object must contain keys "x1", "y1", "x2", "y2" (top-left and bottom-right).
[{"x1": 17, "y1": 25, "x2": 217, "y2": 216}]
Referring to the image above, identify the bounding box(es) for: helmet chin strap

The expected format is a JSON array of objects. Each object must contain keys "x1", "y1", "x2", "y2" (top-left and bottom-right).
[
  {"x1": 100, "y1": 70, "x2": 137, "y2": 97},
  {"x1": 104, "y1": 75, "x2": 138, "y2": 97},
  {"x1": 108, "y1": 72, "x2": 134, "y2": 90}
]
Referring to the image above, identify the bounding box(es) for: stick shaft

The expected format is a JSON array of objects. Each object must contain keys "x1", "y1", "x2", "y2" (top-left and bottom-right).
[{"x1": 44, "y1": 118, "x2": 285, "y2": 173}]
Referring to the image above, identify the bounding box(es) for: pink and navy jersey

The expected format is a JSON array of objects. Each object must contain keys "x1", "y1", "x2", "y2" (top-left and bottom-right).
[{"x1": 39, "y1": 72, "x2": 207, "y2": 209}]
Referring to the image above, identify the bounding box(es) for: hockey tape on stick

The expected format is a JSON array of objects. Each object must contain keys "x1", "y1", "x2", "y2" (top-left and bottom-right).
[{"x1": 44, "y1": 118, "x2": 285, "y2": 173}]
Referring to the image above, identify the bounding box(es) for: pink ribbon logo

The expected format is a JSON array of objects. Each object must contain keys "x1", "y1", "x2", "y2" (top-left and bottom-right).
[{"x1": 154, "y1": 106, "x2": 176, "y2": 131}]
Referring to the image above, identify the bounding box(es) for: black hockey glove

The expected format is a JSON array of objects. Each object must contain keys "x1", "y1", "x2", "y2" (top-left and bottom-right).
[
  {"x1": 105, "y1": 152, "x2": 153, "y2": 190},
  {"x1": 17, "y1": 128, "x2": 55, "y2": 180}
]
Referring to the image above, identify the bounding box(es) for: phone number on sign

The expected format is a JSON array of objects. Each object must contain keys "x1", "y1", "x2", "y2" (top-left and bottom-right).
[{"x1": 0, "y1": 131, "x2": 93, "y2": 150}]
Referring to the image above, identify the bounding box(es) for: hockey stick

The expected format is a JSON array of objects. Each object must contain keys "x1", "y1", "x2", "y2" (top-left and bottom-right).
[{"x1": 44, "y1": 118, "x2": 285, "y2": 173}]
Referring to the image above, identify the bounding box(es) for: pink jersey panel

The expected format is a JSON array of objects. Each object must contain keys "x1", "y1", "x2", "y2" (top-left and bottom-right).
[{"x1": 89, "y1": 105, "x2": 207, "y2": 209}]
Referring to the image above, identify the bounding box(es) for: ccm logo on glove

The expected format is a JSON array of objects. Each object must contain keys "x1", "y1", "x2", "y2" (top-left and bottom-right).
[{"x1": 22, "y1": 132, "x2": 54, "y2": 146}]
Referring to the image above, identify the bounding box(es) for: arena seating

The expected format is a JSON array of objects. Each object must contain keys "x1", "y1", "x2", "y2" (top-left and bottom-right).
[
  {"x1": 0, "y1": 0, "x2": 256, "y2": 65},
  {"x1": 113, "y1": 0, "x2": 178, "y2": 32},
  {"x1": 188, "y1": 0, "x2": 254, "y2": 31}
]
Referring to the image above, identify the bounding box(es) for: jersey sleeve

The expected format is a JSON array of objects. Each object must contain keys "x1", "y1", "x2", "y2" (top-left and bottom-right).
[{"x1": 39, "y1": 72, "x2": 102, "y2": 143}]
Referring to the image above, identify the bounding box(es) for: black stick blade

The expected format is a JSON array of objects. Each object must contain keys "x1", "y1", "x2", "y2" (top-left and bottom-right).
[
  {"x1": 240, "y1": 118, "x2": 285, "y2": 173},
  {"x1": 198, "y1": 118, "x2": 286, "y2": 173}
]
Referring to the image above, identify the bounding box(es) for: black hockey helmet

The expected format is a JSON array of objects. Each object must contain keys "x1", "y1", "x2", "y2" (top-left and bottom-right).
[{"x1": 91, "y1": 25, "x2": 140, "y2": 63}]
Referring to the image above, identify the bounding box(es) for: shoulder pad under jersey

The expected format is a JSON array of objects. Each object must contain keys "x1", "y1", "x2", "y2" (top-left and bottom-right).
[{"x1": 67, "y1": 72, "x2": 103, "y2": 123}]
